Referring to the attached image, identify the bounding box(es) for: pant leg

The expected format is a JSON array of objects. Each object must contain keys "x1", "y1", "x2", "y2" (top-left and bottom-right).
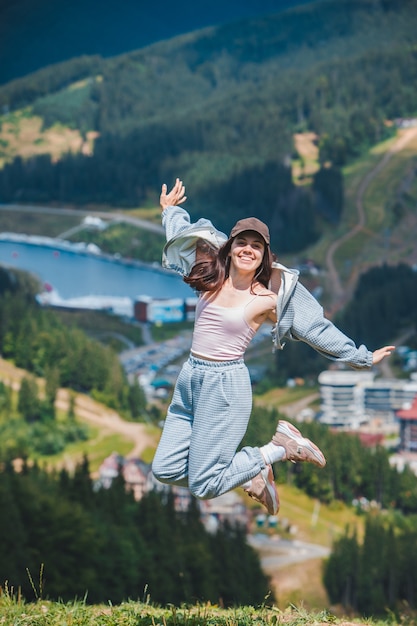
[
  {"x1": 187, "y1": 358, "x2": 265, "y2": 499},
  {"x1": 151, "y1": 360, "x2": 194, "y2": 487}
]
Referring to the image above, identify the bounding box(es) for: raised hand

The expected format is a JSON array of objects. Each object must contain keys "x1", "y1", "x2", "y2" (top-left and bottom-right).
[
  {"x1": 160, "y1": 178, "x2": 187, "y2": 210},
  {"x1": 372, "y1": 345, "x2": 396, "y2": 364}
]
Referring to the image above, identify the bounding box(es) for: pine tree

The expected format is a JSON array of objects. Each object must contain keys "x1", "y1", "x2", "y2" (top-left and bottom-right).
[
  {"x1": 357, "y1": 516, "x2": 388, "y2": 615},
  {"x1": 128, "y1": 377, "x2": 147, "y2": 420},
  {"x1": 0, "y1": 468, "x2": 29, "y2": 589},
  {"x1": 43, "y1": 365, "x2": 60, "y2": 419},
  {"x1": 17, "y1": 376, "x2": 41, "y2": 422}
]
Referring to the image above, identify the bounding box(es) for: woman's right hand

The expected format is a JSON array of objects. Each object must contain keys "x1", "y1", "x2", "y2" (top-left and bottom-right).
[{"x1": 160, "y1": 178, "x2": 187, "y2": 210}]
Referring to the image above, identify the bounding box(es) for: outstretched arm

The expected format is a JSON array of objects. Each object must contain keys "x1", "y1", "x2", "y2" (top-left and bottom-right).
[
  {"x1": 281, "y1": 281, "x2": 395, "y2": 369},
  {"x1": 372, "y1": 345, "x2": 396, "y2": 364},
  {"x1": 160, "y1": 178, "x2": 187, "y2": 211}
]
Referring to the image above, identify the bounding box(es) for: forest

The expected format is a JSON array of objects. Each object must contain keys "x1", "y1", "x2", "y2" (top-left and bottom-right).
[
  {"x1": 0, "y1": 458, "x2": 270, "y2": 606},
  {"x1": 1, "y1": 0, "x2": 417, "y2": 250},
  {"x1": 0, "y1": 266, "x2": 147, "y2": 462},
  {"x1": 0, "y1": 266, "x2": 271, "y2": 606},
  {"x1": 0, "y1": 0, "x2": 306, "y2": 85},
  {"x1": 324, "y1": 514, "x2": 417, "y2": 616}
]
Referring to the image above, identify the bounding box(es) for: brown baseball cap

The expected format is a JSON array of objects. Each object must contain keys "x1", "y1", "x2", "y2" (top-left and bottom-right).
[{"x1": 230, "y1": 217, "x2": 270, "y2": 245}]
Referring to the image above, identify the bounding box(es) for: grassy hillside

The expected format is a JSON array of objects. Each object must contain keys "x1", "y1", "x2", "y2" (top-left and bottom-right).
[
  {"x1": 294, "y1": 126, "x2": 417, "y2": 309},
  {"x1": 0, "y1": 107, "x2": 98, "y2": 169}
]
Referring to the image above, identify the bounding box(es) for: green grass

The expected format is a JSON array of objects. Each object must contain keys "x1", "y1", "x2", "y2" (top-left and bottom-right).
[
  {"x1": 254, "y1": 385, "x2": 319, "y2": 409},
  {"x1": 0, "y1": 594, "x2": 406, "y2": 626},
  {"x1": 275, "y1": 484, "x2": 363, "y2": 547},
  {"x1": 67, "y1": 221, "x2": 165, "y2": 264},
  {"x1": 0, "y1": 210, "x2": 81, "y2": 237},
  {"x1": 332, "y1": 230, "x2": 373, "y2": 279},
  {"x1": 124, "y1": 205, "x2": 162, "y2": 222},
  {"x1": 52, "y1": 309, "x2": 144, "y2": 351},
  {"x1": 35, "y1": 426, "x2": 133, "y2": 474}
]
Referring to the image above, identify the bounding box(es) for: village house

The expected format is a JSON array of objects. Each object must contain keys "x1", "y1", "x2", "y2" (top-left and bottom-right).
[
  {"x1": 122, "y1": 457, "x2": 149, "y2": 501},
  {"x1": 389, "y1": 396, "x2": 417, "y2": 476},
  {"x1": 397, "y1": 396, "x2": 417, "y2": 453},
  {"x1": 97, "y1": 452, "x2": 250, "y2": 529}
]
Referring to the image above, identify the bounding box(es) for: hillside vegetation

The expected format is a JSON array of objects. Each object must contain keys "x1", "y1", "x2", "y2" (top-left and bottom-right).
[
  {"x1": 1, "y1": 0, "x2": 417, "y2": 253},
  {"x1": 0, "y1": 0, "x2": 307, "y2": 85},
  {"x1": 0, "y1": 597, "x2": 408, "y2": 626}
]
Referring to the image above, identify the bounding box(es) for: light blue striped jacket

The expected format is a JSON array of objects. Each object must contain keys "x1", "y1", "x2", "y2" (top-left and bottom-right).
[{"x1": 162, "y1": 205, "x2": 373, "y2": 369}]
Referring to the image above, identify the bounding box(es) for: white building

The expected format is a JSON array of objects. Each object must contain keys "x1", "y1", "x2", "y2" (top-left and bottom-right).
[
  {"x1": 364, "y1": 375, "x2": 417, "y2": 415},
  {"x1": 318, "y1": 370, "x2": 375, "y2": 428},
  {"x1": 134, "y1": 296, "x2": 198, "y2": 323},
  {"x1": 318, "y1": 371, "x2": 417, "y2": 429}
]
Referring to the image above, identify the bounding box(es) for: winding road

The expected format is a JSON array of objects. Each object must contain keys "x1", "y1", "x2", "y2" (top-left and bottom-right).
[
  {"x1": 325, "y1": 126, "x2": 417, "y2": 315},
  {"x1": 248, "y1": 534, "x2": 330, "y2": 571},
  {"x1": 0, "y1": 202, "x2": 165, "y2": 235}
]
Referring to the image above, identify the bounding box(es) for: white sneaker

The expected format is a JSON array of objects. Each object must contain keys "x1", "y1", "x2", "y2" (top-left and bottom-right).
[{"x1": 273, "y1": 420, "x2": 326, "y2": 468}]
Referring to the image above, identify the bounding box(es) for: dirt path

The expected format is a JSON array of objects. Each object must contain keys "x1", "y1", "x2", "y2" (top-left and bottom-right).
[
  {"x1": 56, "y1": 390, "x2": 155, "y2": 459},
  {"x1": 0, "y1": 357, "x2": 155, "y2": 461},
  {"x1": 325, "y1": 126, "x2": 417, "y2": 315}
]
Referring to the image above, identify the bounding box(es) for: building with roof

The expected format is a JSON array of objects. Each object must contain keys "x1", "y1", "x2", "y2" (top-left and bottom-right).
[
  {"x1": 97, "y1": 453, "x2": 250, "y2": 527},
  {"x1": 97, "y1": 451, "x2": 124, "y2": 489},
  {"x1": 134, "y1": 296, "x2": 197, "y2": 323},
  {"x1": 396, "y1": 396, "x2": 417, "y2": 453},
  {"x1": 122, "y1": 458, "x2": 150, "y2": 501}
]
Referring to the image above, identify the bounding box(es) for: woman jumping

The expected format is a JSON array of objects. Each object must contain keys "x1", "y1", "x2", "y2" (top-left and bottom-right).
[{"x1": 152, "y1": 179, "x2": 395, "y2": 515}]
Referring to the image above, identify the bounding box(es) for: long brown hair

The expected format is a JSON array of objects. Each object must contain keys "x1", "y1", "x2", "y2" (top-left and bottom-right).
[{"x1": 184, "y1": 235, "x2": 275, "y2": 293}]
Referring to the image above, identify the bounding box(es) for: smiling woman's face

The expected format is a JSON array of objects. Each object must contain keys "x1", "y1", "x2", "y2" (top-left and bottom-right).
[{"x1": 229, "y1": 230, "x2": 265, "y2": 274}]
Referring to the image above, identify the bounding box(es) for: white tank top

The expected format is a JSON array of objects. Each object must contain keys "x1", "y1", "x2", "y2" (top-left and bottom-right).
[{"x1": 191, "y1": 296, "x2": 257, "y2": 360}]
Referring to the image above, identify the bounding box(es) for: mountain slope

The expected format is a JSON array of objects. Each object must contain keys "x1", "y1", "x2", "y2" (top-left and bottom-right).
[
  {"x1": 0, "y1": 0, "x2": 416, "y2": 253},
  {"x1": 0, "y1": 0, "x2": 310, "y2": 85}
]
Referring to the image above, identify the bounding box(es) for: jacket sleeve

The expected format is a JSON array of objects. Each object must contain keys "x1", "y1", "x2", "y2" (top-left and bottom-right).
[
  {"x1": 162, "y1": 205, "x2": 218, "y2": 242},
  {"x1": 162, "y1": 205, "x2": 192, "y2": 241},
  {"x1": 283, "y1": 282, "x2": 373, "y2": 369}
]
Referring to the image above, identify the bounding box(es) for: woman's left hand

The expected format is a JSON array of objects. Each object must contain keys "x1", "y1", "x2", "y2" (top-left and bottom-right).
[
  {"x1": 372, "y1": 345, "x2": 396, "y2": 364},
  {"x1": 160, "y1": 178, "x2": 187, "y2": 210}
]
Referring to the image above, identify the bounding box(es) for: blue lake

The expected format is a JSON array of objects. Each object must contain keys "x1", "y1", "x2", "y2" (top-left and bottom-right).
[{"x1": 0, "y1": 237, "x2": 192, "y2": 302}]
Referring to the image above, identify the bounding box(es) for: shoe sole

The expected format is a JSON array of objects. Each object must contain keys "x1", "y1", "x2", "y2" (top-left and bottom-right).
[
  {"x1": 277, "y1": 421, "x2": 326, "y2": 467},
  {"x1": 261, "y1": 466, "x2": 279, "y2": 515}
]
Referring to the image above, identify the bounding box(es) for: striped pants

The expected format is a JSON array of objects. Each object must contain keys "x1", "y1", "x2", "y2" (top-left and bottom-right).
[{"x1": 152, "y1": 355, "x2": 265, "y2": 500}]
